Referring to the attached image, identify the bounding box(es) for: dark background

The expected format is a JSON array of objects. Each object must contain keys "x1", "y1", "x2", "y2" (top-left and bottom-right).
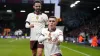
[{"x1": 0, "y1": 0, "x2": 100, "y2": 33}]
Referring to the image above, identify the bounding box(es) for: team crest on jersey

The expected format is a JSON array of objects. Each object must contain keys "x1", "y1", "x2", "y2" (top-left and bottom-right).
[
  {"x1": 44, "y1": 32, "x2": 49, "y2": 36},
  {"x1": 36, "y1": 16, "x2": 39, "y2": 20}
]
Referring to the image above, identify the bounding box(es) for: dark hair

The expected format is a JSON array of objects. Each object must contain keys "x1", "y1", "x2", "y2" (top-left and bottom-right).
[
  {"x1": 33, "y1": 1, "x2": 42, "y2": 5},
  {"x1": 49, "y1": 16, "x2": 57, "y2": 20}
]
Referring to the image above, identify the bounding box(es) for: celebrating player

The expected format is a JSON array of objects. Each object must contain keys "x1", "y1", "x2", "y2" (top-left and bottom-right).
[
  {"x1": 38, "y1": 16, "x2": 63, "y2": 56},
  {"x1": 25, "y1": 1, "x2": 48, "y2": 56}
]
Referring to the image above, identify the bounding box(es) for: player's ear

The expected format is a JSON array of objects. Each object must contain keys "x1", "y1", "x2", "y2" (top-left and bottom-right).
[
  {"x1": 56, "y1": 21, "x2": 58, "y2": 25},
  {"x1": 33, "y1": 6, "x2": 35, "y2": 9}
]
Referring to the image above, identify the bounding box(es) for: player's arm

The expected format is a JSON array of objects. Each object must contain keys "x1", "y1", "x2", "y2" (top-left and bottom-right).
[
  {"x1": 25, "y1": 22, "x2": 34, "y2": 28},
  {"x1": 25, "y1": 13, "x2": 34, "y2": 28},
  {"x1": 25, "y1": 21, "x2": 30, "y2": 28},
  {"x1": 56, "y1": 31, "x2": 64, "y2": 45},
  {"x1": 38, "y1": 34, "x2": 47, "y2": 42},
  {"x1": 25, "y1": 13, "x2": 30, "y2": 28},
  {"x1": 38, "y1": 28, "x2": 50, "y2": 42},
  {"x1": 58, "y1": 34, "x2": 63, "y2": 42},
  {"x1": 44, "y1": 14, "x2": 48, "y2": 27}
]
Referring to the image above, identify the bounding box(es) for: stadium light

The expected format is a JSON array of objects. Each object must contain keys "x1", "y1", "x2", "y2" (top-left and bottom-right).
[
  {"x1": 20, "y1": 10, "x2": 26, "y2": 12},
  {"x1": 74, "y1": 1, "x2": 80, "y2": 4},
  {"x1": 93, "y1": 8, "x2": 96, "y2": 10},
  {"x1": 7, "y1": 10, "x2": 12, "y2": 12},
  {"x1": 44, "y1": 11, "x2": 49, "y2": 13},
  {"x1": 97, "y1": 6, "x2": 100, "y2": 8},
  {"x1": 70, "y1": 4, "x2": 76, "y2": 8},
  {"x1": 4, "y1": 5, "x2": 6, "y2": 7}
]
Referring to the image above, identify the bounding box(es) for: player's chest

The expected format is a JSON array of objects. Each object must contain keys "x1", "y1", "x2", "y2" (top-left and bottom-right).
[
  {"x1": 30, "y1": 15, "x2": 44, "y2": 22},
  {"x1": 45, "y1": 31, "x2": 59, "y2": 42},
  {"x1": 45, "y1": 31, "x2": 59, "y2": 38}
]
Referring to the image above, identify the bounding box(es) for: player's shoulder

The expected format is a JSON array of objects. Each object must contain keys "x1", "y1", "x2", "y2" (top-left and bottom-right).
[
  {"x1": 56, "y1": 28, "x2": 62, "y2": 32},
  {"x1": 42, "y1": 13, "x2": 47, "y2": 16},
  {"x1": 28, "y1": 12, "x2": 34, "y2": 16},
  {"x1": 42, "y1": 28, "x2": 48, "y2": 31},
  {"x1": 56, "y1": 29, "x2": 63, "y2": 35}
]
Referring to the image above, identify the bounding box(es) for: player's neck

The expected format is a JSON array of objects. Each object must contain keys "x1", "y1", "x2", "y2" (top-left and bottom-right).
[
  {"x1": 34, "y1": 11, "x2": 41, "y2": 15},
  {"x1": 48, "y1": 28, "x2": 56, "y2": 32}
]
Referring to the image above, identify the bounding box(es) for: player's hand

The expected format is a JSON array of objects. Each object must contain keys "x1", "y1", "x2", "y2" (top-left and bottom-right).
[
  {"x1": 48, "y1": 37, "x2": 52, "y2": 41},
  {"x1": 53, "y1": 38, "x2": 60, "y2": 45},
  {"x1": 56, "y1": 40, "x2": 60, "y2": 45},
  {"x1": 45, "y1": 36, "x2": 50, "y2": 39},
  {"x1": 45, "y1": 36, "x2": 52, "y2": 41},
  {"x1": 30, "y1": 24, "x2": 34, "y2": 28}
]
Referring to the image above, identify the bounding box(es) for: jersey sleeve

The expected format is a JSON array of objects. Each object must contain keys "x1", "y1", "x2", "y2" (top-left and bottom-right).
[
  {"x1": 38, "y1": 28, "x2": 48, "y2": 42},
  {"x1": 43, "y1": 14, "x2": 48, "y2": 25},
  {"x1": 25, "y1": 13, "x2": 31, "y2": 28}
]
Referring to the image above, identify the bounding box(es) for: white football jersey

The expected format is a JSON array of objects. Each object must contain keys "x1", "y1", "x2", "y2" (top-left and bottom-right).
[
  {"x1": 25, "y1": 13, "x2": 48, "y2": 41},
  {"x1": 38, "y1": 28, "x2": 63, "y2": 56},
  {"x1": 14, "y1": 29, "x2": 22, "y2": 35}
]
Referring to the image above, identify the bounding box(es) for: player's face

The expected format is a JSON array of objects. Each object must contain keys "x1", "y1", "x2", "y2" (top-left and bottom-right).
[
  {"x1": 48, "y1": 18, "x2": 57, "y2": 29},
  {"x1": 33, "y1": 3, "x2": 41, "y2": 12}
]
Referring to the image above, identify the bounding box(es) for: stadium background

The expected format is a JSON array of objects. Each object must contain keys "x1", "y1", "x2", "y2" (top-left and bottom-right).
[{"x1": 0, "y1": 0, "x2": 100, "y2": 36}]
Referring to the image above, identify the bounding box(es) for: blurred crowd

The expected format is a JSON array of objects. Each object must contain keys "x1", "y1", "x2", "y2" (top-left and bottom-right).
[{"x1": 64, "y1": 15, "x2": 100, "y2": 47}]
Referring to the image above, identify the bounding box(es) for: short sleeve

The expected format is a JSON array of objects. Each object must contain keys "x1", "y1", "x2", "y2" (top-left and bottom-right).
[
  {"x1": 43, "y1": 13, "x2": 48, "y2": 25},
  {"x1": 26, "y1": 13, "x2": 31, "y2": 22},
  {"x1": 25, "y1": 13, "x2": 31, "y2": 28}
]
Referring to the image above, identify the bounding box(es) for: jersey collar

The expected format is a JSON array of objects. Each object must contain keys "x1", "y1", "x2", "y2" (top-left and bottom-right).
[
  {"x1": 34, "y1": 11, "x2": 42, "y2": 15},
  {"x1": 48, "y1": 28, "x2": 56, "y2": 32}
]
